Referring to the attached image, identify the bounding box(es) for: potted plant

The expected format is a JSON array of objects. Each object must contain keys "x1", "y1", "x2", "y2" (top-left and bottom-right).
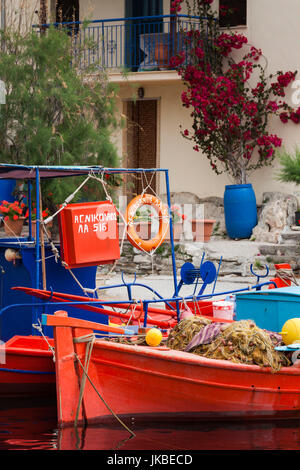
[
  {"x1": 172, "y1": 0, "x2": 298, "y2": 239},
  {"x1": 165, "y1": 204, "x2": 186, "y2": 241},
  {"x1": 277, "y1": 147, "x2": 300, "y2": 227},
  {"x1": 0, "y1": 200, "x2": 27, "y2": 236}
]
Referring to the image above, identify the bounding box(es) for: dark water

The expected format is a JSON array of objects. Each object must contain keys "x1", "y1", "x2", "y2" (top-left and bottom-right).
[{"x1": 0, "y1": 397, "x2": 300, "y2": 451}]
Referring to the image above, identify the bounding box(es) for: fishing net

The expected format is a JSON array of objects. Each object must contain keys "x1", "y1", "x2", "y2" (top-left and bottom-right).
[
  {"x1": 166, "y1": 316, "x2": 212, "y2": 351},
  {"x1": 166, "y1": 317, "x2": 291, "y2": 372}
]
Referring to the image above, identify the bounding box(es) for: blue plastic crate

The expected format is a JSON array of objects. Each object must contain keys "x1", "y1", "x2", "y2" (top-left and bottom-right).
[{"x1": 235, "y1": 286, "x2": 300, "y2": 332}]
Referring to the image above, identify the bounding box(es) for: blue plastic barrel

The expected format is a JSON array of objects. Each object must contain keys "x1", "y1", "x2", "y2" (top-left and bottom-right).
[
  {"x1": 224, "y1": 184, "x2": 257, "y2": 239},
  {"x1": 0, "y1": 179, "x2": 16, "y2": 202}
]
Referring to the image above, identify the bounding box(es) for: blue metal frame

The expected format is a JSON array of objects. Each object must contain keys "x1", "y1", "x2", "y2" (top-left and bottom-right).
[{"x1": 0, "y1": 163, "x2": 277, "y2": 339}]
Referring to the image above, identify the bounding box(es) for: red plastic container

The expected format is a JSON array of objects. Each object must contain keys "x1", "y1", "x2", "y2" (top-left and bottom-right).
[{"x1": 59, "y1": 201, "x2": 120, "y2": 268}]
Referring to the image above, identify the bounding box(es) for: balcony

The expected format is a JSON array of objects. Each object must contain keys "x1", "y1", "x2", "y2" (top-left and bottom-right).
[{"x1": 33, "y1": 14, "x2": 217, "y2": 74}]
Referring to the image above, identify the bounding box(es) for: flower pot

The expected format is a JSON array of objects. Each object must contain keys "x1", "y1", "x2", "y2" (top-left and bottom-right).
[
  {"x1": 31, "y1": 220, "x2": 53, "y2": 239},
  {"x1": 295, "y1": 211, "x2": 300, "y2": 227},
  {"x1": 134, "y1": 222, "x2": 152, "y2": 240},
  {"x1": 191, "y1": 219, "x2": 216, "y2": 242},
  {"x1": 4, "y1": 217, "x2": 25, "y2": 236},
  {"x1": 154, "y1": 43, "x2": 170, "y2": 69},
  {"x1": 224, "y1": 184, "x2": 257, "y2": 239},
  {"x1": 165, "y1": 222, "x2": 183, "y2": 242}
]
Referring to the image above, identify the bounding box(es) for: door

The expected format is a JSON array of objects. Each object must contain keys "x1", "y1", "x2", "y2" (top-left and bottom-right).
[
  {"x1": 125, "y1": 99, "x2": 158, "y2": 197},
  {"x1": 125, "y1": 0, "x2": 163, "y2": 71}
]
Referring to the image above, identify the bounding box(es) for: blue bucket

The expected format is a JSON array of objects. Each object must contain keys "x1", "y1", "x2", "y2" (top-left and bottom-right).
[
  {"x1": 0, "y1": 179, "x2": 16, "y2": 203},
  {"x1": 224, "y1": 184, "x2": 257, "y2": 239}
]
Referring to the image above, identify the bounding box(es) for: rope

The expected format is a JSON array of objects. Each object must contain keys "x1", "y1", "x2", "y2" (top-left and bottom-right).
[
  {"x1": 275, "y1": 268, "x2": 299, "y2": 286},
  {"x1": 32, "y1": 319, "x2": 56, "y2": 361},
  {"x1": 73, "y1": 334, "x2": 135, "y2": 436},
  {"x1": 43, "y1": 175, "x2": 92, "y2": 225},
  {"x1": 74, "y1": 333, "x2": 95, "y2": 427}
]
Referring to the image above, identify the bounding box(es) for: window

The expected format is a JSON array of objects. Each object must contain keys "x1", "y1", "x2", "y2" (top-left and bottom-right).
[
  {"x1": 56, "y1": 0, "x2": 79, "y2": 24},
  {"x1": 219, "y1": 0, "x2": 247, "y2": 28}
]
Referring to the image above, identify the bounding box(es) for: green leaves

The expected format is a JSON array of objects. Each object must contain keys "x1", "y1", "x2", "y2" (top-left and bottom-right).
[
  {"x1": 0, "y1": 27, "x2": 120, "y2": 210},
  {"x1": 277, "y1": 147, "x2": 300, "y2": 185}
]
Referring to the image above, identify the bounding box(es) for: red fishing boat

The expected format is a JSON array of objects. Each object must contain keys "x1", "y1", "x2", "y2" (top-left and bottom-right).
[
  {"x1": 0, "y1": 336, "x2": 55, "y2": 397},
  {"x1": 0, "y1": 162, "x2": 297, "y2": 424},
  {"x1": 43, "y1": 310, "x2": 300, "y2": 427}
]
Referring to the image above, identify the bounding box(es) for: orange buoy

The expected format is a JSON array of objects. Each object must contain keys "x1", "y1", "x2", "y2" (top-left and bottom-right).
[{"x1": 125, "y1": 193, "x2": 169, "y2": 252}]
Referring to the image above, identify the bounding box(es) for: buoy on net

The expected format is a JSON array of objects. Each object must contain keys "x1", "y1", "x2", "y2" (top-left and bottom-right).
[
  {"x1": 280, "y1": 318, "x2": 300, "y2": 345},
  {"x1": 146, "y1": 328, "x2": 163, "y2": 347}
]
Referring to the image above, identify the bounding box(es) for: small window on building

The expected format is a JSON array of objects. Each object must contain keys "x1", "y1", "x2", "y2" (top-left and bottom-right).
[{"x1": 219, "y1": 0, "x2": 247, "y2": 28}]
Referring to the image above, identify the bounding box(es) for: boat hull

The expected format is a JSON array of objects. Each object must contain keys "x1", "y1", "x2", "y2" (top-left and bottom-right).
[
  {"x1": 81, "y1": 340, "x2": 300, "y2": 423},
  {"x1": 0, "y1": 336, "x2": 56, "y2": 398},
  {"x1": 42, "y1": 312, "x2": 300, "y2": 425}
]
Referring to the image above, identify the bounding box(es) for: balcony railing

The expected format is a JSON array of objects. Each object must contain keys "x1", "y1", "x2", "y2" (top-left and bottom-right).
[{"x1": 32, "y1": 15, "x2": 217, "y2": 72}]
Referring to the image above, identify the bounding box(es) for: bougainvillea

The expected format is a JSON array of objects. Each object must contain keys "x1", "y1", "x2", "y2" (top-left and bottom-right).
[{"x1": 172, "y1": 1, "x2": 298, "y2": 184}]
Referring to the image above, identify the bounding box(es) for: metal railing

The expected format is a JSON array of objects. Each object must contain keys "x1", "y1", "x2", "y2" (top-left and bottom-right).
[{"x1": 32, "y1": 14, "x2": 217, "y2": 72}]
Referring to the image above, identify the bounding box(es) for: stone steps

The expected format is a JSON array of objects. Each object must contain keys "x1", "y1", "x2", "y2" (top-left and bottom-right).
[{"x1": 257, "y1": 226, "x2": 300, "y2": 273}]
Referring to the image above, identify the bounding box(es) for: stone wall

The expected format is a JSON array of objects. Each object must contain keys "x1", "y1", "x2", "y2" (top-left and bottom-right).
[{"x1": 251, "y1": 192, "x2": 298, "y2": 244}]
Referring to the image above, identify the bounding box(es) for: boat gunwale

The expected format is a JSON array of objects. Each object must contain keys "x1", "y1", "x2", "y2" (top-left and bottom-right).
[{"x1": 94, "y1": 338, "x2": 300, "y2": 377}]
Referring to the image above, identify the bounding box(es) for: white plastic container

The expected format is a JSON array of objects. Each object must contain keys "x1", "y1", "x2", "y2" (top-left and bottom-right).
[{"x1": 212, "y1": 300, "x2": 234, "y2": 320}]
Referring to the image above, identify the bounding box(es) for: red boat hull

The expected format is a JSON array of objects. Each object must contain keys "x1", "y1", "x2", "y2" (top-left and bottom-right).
[
  {"x1": 76, "y1": 340, "x2": 300, "y2": 422},
  {"x1": 0, "y1": 336, "x2": 55, "y2": 397},
  {"x1": 47, "y1": 312, "x2": 300, "y2": 426}
]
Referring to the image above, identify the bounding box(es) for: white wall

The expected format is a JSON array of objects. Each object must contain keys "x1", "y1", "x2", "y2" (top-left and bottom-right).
[{"x1": 85, "y1": 0, "x2": 300, "y2": 202}]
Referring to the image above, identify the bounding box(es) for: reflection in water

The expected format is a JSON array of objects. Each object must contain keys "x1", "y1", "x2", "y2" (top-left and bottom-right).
[{"x1": 0, "y1": 398, "x2": 300, "y2": 450}]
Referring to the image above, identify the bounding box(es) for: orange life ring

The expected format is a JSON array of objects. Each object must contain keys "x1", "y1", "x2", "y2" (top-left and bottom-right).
[{"x1": 125, "y1": 193, "x2": 169, "y2": 252}]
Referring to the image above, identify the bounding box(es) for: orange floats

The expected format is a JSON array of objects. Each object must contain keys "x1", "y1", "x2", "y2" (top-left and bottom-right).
[{"x1": 125, "y1": 194, "x2": 169, "y2": 252}]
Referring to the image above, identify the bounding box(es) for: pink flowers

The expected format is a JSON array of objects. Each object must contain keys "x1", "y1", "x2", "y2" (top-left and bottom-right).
[
  {"x1": 170, "y1": 0, "x2": 184, "y2": 14},
  {"x1": 170, "y1": 0, "x2": 300, "y2": 184},
  {"x1": 170, "y1": 205, "x2": 186, "y2": 222},
  {"x1": 279, "y1": 107, "x2": 300, "y2": 124},
  {"x1": 277, "y1": 71, "x2": 296, "y2": 88},
  {"x1": 215, "y1": 32, "x2": 248, "y2": 57}
]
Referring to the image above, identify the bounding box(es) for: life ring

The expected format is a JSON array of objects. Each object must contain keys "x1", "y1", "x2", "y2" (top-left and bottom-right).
[{"x1": 125, "y1": 193, "x2": 169, "y2": 252}]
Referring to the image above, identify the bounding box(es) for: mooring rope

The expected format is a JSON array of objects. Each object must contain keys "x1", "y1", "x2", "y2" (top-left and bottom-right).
[{"x1": 73, "y1": 334, "x2": 135, "y2": 436}]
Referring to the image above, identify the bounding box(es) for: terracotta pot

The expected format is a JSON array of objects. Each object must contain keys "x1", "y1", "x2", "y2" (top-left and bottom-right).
[
  {"x1": 165, "y1": 222, "x2": 183, "y2": 242},
  {"x1": 134, "y1": 222, "x2": 152, "y2": 240},
  {"x1": 191, "y1": 219, "x2": 216, "y2": 242},
  {"x1": 4, "y1": 217, "x2": 25, "y2": 236},
  {"x1": 154, "y1": 43, "x2": 169, "y2": 68},
  {"x1": 31, "y1": 220, "x2": 53, "y2": 239}
]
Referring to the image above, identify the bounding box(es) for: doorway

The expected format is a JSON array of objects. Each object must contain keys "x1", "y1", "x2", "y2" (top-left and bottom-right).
[
  {"x1": 55, "y1": 0, "x2": 79, "y2": 23},
  {"x1": 125, "y1": 0, "x2": 163, "y2": 71},
  {"x1": 124, "y1": 99, "x2": 158, "y2": 197}
]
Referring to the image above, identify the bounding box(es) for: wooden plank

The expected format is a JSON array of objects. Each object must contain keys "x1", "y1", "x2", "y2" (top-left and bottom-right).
[{"x1": 42, "y1": 312, "x2": 133, "y2": 335}]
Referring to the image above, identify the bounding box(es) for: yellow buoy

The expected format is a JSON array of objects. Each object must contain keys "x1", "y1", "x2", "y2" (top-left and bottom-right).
[
  {"x1": 145, "y1": 328, "x2": 163, "y2": 347},
  {"x1": 280, "y1": 318, "x2": 300, "y2": 345}
]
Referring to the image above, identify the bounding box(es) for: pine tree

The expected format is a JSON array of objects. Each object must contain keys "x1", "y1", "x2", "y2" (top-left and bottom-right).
[{"x1": 0, "y1": 27, "x2": 121, "y2": 211}]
